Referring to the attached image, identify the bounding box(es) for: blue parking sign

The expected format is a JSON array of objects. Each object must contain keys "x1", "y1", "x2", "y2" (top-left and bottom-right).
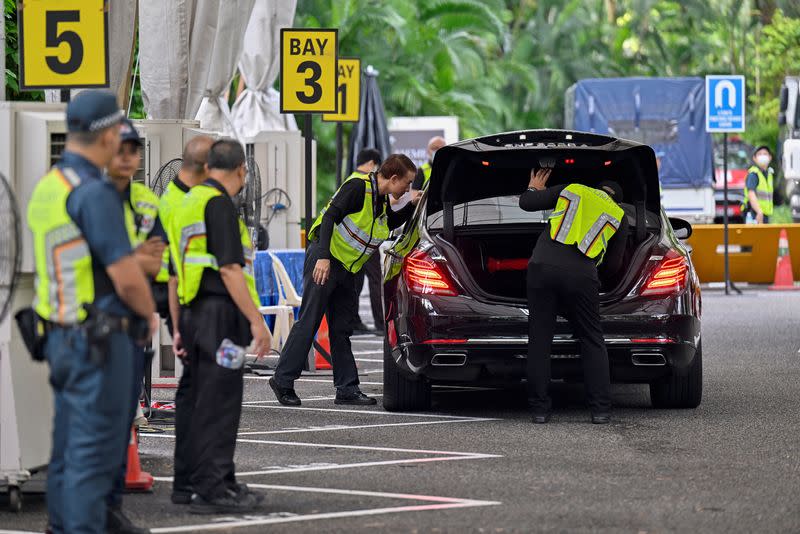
[{"x1": 706, "y1": 75, "x2": 745, "y2": 132}]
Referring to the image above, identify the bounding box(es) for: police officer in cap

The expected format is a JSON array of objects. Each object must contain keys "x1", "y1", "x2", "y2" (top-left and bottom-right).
[
  {"x1": 28, "y1": 90, "x2": 157, "y2": 533},
  {"x1": 269, "y1": 154, "x2": 420, "y2": 406},
  {"x1": 172, "y1": 139, "x2": 271, "y2": 514},
  {"x1": 105, "y1": 118, "x2": 168, "y2": 533},
  {"x1": 520, "y1": 168, "x2": 629, "y2": 425}
]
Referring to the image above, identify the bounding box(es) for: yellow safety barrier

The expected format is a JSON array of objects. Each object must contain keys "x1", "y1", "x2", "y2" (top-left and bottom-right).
[{"x1": 687, "y1": 224, "x2": 800, "y2": 284}]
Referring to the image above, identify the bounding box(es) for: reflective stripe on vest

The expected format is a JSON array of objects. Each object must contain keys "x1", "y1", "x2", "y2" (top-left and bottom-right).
[
  {"x1": 161, "y1": 180, "x2": 187, "y2": 296},
  {"x1": 549, "y1": 183, "x2": 624, "y2": 263},
  {"x1": 742, "y1": 165, "x2": 774, "y2": 216},
  {"x1": 124, "y1": 182, "x2": 169, "y2": 282},
  {"x1": 308, "y1": 171, "x2": 390, "y2": 273},
  {"x1": 421, "y1": 162, "x2": 432, "y2": 188},
  {"x1": 28, "y1": 167, "x2": 94, "y2": 323},
  {"x1": 173, "y1": 184, "x2": 260, "y2": 306}
]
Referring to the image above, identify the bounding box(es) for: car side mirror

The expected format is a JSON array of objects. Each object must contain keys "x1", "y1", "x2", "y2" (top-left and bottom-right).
[{"x1": 669, "y1": 217, "x2": 692, "y2": 239}]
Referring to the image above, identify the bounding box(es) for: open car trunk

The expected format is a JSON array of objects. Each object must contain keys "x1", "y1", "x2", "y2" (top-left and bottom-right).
[
  {"x1": 436, "y1": 218, "x2": 658, "y2": 303},
  {"x1": 422, "y1": 130, "x2": 665, "y2": 303}
]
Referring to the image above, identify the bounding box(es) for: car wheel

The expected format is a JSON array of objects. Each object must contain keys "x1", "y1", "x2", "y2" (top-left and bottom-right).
[
  {"x1": 650, "y1": 341, "x2": 703, "y2": 409},
  {"x1": 382, "y1": 339, "x2": 431, "y2": 412}
]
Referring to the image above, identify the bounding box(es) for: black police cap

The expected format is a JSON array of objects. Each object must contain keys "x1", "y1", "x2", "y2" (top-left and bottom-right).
[{"x1": 66, "y1": 90, "x2": 124, "y2": 133}]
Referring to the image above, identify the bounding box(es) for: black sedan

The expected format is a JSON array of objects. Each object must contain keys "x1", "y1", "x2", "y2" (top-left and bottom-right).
[{"x1": 381, "y1": 130, "x2": 702, "y2": 412}]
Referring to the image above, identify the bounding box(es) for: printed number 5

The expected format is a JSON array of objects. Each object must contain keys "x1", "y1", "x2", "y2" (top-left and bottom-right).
[
  {"x1": 296, "y1": 61, "x2": 322, "y2": 104},
  {"x1": 45, "y1": 11, "x2": 84, "y2": 75}
]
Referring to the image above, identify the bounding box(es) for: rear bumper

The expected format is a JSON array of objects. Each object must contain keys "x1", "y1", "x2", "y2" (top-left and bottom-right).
[
  {"x1": 388, "y1": 296, "x2": 700, "y2": 384},
  {"x1": 391, "y1": 337, "x2": 697, "y2": 384}
]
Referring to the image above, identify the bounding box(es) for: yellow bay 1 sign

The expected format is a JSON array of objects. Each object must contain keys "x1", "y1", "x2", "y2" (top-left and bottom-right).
[
  {"x1": 18, "y1": 0, "x2": 109, "y2": 90},
  {"x1": 323, "y1": 58, "x2": 361, "y2": 123},
  {"x1": 280, "y1": 28, "x2": 338, "y2": 114}
]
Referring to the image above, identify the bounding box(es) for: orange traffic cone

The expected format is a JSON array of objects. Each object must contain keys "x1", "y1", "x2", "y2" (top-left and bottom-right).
[
  {"x1": 125, "y1": 426, "x2": 154, "y2": 492},
  {"x1": 313, "y1": 315, "x2": 333, "y2": 370},
  {"x1": 769, "y1": 229, "x2": 800, "y2": 291}
]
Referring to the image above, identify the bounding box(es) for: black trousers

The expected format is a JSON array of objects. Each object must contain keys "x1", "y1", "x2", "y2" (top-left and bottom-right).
[
  {"x1": 273, "y1": 242, "x2": 360, "y2": 393},
  {"x1": 527, "y1": 263, "x2": 612, "y2": 414},
  {"x1": 353, "y1": 252, "x2": 384, "y2": 328},
  {"x1": 184, "y1": 296, "x2": 250, "y2": 500},
  {"x1": 172, "y1": 311, "x2": 193, "y2": 494}
]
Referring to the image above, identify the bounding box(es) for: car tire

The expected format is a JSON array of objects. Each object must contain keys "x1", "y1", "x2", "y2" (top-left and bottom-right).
[
  {"x1": 382, "y1": 339, "x2": 431, "y2": 412},
  {"x1": 650, "y1": 342, "x2": 703, "y2": 409}
]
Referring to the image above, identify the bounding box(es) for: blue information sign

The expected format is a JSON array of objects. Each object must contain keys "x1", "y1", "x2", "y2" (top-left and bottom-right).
[{"x1": 705, "y1": 75, "x2": 745, "y2": 132}]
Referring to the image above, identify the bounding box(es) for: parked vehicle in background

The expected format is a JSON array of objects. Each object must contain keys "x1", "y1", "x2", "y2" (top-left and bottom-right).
[
  {"x1": 565, "y1": 78, "x2": 715, "y2": 224},
  {"x1": 381, "y1": 130, "x2": 702, "y2": 413},
  {"x1": 779, "y1": 76, "x2": 800, "y2": 222},
  {"x1": 713, "y1": 137, "x2": 753, "y2": 223}
]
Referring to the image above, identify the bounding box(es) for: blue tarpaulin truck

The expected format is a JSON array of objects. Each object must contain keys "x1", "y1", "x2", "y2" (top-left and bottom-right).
[{"x1": 565, "y1": 77, "x2": 715, "y2": 223}]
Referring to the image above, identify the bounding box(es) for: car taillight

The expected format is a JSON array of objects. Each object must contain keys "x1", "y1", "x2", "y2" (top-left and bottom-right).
[
  {"x1": 641, "y1": 252, "x2": 688, "y2": 296},
  {"x1": 403, "y1": 249, "x2": 459, "y2": 297}
]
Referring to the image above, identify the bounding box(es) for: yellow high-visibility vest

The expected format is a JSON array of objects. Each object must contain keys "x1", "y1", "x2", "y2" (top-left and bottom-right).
[
  {"x1": 308, "y1": 171, "x2": 390, "y2": 273},
  {"x1": 549, "y1": 184, "x2": 624, "y2": 263}
]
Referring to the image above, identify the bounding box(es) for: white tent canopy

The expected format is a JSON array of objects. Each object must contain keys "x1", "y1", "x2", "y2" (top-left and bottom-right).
[
  {"x1": 139, "y1": 0, "x2": 255, "y2": 128},
  {"x1": 230, "y1": 0, "x2": 299, "y2": 137}
]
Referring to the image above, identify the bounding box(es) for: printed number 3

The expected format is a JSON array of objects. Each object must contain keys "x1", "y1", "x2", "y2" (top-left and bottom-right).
[
  {"x1": 296, "y1": 61, "x2": 322, "y2": 104},
  {"x1": 45, "y1": 11, "x2": 84, "y2": 75}
]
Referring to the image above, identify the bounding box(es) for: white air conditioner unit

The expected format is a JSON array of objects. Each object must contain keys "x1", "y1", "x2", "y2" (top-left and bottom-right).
[
  {"x1": 0, "y1": 102, "x2": 64, "y2": 489},
  {"x1": 131, "y1": 119, "x2": 200, "y2": 190},
  {"x1": 0, "y1": 103, "x2": 68, "y2": 273},
  {"x1": 784, "y1": 139, "x2": 800, "y2": 181},
  {"x1": 246, "y1": 131, "x2": 316, "y2": 249}
]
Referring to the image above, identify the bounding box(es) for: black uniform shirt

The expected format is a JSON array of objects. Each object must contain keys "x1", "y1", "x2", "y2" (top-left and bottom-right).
[
  {"x1": 197, "y1": 178, "x2": 245, "y2": 299},
  {"x1": 316, "y1": 177, "x2": 416, "y2": 260},
  {"x1": 519, "y1": 184, "x2": 629, "y2": 280}
]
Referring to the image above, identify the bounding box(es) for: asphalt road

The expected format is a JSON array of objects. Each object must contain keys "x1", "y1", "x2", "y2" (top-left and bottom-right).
[{"x1": 2, "y1": 290, "x2": 800, "y2": 533}]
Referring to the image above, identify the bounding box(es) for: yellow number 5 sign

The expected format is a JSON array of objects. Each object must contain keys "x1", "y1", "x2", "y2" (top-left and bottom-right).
[
  {"x1": 18, "y1": 0, "x2": 109, "y2": 90},
  {"x1": 280, "y1": 28, "x2": 338, "y2": 113}
]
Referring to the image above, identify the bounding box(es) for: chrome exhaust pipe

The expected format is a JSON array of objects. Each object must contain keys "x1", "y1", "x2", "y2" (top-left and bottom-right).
[
  {"x1": 631, "y1": 353, "x2": 667, "y2": 366},
  {"x1": 431, "y1": 353, "x2": 467, "y2": 366}
]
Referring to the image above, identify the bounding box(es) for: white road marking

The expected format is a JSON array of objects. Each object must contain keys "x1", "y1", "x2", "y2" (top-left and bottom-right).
[
  {"x1": 145, "y1": 435, "x2": 500, "y2": 458},
  {"x1": 353, "y1": 350, "x2": 382, "y2": 355},
  {"x1": 355, "y1": 358, "x2": 383, "y2": 363},
  {"x1": 151, "y1": 498, "x2": 498, "y2": 533},
  {"x1": 242, "y1": 404, "x2": 489, "y2": 419},
  {"x1": 295, "y1": 378, "x2": 383, "y2": 386},
  {"x1": 235, "y1": 417, "x2": 497, "y2": 436}
]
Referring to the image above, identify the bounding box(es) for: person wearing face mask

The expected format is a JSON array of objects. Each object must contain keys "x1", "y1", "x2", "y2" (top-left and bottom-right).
[
  {"x1": 269, "y1": 154, "x2": 421, "y2": 406},
  {"x1": 104, "y1": 118, "x2": 167, "y2": 534},
  {"x1": 743, "y1": 146, "x2": 775, "y2": 224},
  {"x1": 412, "y1": 135, "x2": 447, "y2": 192},
  {"x1": 171, "y1": 139, "x2": 272, "y2": 514}
]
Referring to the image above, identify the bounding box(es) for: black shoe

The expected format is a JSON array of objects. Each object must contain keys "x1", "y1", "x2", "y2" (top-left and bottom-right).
[
  {"x1": 335, "y1": 391, "x2": 378, "y2": 405},
  {"x1": 189, "y1": 490, "x2": 257, "y2": 515},
  {"x1": 171, "y1": 488, "x2": 192, "y2": 505},
  {"x1": 107, "y1": 506, "x2": 150, "y2": 534},
  {"x1": 591, "y1": 413, "x2": 611, "y2": 424},
  {"x1": 269, "y1": 377, "x2": 301, "y2": 406},
  {"x1": 532, "y1": 413, "x2": 552, "y2": 424},
  {"x1": 231, "y1": 483, "x2": 265, "y2": 504}
]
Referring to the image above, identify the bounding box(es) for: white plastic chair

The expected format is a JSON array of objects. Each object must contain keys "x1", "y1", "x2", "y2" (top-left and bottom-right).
[{"x1": 258, "y1": 253, "x2": 298, "y2": 350}]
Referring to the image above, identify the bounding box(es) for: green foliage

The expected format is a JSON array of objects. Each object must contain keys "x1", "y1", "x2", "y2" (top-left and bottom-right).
[
  {"x1": 4, "y1": 0, "x2": 44, "y2": 101},
  {"x1": 4, "y1": 0, "x2": 799, "y2": 208}
]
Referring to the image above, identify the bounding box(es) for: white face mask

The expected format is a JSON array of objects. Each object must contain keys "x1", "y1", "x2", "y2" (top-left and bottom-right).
[{"x1": 756, "y1": 154, "x2": 771, "y2": 167}]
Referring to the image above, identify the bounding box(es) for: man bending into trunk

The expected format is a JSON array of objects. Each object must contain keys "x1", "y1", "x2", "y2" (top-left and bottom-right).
[{"x1": 520, "y1": 168, "x2": 629, "y2": 425}]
